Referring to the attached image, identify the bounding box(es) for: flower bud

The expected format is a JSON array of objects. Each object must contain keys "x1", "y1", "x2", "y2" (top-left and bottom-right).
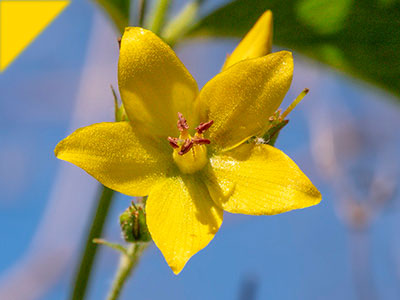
[
  {"x1": 222, "y1": 10, "x2": 273, "y2": 71},
  {"x1": 120, "y1": 203, "x2": 152, "y2": 243}
]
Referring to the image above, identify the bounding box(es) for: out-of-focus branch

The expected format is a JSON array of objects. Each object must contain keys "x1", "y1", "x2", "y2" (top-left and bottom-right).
[
  {"x1": 307, "y1": 102, "x2": 398, "y2": 300},
  {"x1": 308, "y1": 105, "x2": 397, "y2": 230}
]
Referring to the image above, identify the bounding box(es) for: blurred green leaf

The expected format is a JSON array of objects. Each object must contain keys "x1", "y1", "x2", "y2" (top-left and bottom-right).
[
  {"x1": 93, "y1": 0, "x2": 130, "y2": 34},
  {"x1": 93, "y1": 238, "x2": 128, "y2": 255},
  {"x1": 189, "y1": 0, "x2": 400, "y2": 98}
]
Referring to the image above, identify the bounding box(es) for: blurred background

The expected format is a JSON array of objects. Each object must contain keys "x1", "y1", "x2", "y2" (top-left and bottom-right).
[{"x1": 0, "y1": 0, "x2": 399, "y2": 299}]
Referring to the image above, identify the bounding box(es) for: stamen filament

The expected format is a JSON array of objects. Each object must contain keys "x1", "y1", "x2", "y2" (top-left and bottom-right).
[{"x1": 281, "y1": 88, "x2": 309, "y2": 120}]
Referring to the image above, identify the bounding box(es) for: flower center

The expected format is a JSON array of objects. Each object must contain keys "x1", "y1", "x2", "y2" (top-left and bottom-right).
[{"x1": 167, "y1": 112, "x2": 213, "y2": 174}]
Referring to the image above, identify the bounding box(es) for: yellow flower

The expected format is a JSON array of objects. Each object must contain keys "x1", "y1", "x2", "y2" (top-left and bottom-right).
[{"x1": 55, "y1": 26, "x2": 321, "y2": 274}]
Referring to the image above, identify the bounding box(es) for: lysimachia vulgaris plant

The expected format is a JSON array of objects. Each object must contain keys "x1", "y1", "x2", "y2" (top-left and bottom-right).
[{"x1": 55, "y1": 10, "x2": 321, "y2": 277}]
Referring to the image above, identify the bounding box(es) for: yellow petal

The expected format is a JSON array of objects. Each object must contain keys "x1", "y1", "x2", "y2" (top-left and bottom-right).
[
  {"x1": 118, "y1": 27, "x2": 199, "y2": 137},
  {"x1": 202, "y1": 143, "x2": 321, "y2": 215},
  {"x1": 222, "y1": 10, "x2": 273, "y2": 71},
  {"x1": 146, "y1": 176, "x2": 223, "y2": 274},
  {"x1": 55, "y1": 122, "x2": 173, "y2": 196},
  {"x1": 196, "y1": 51, "x2": 293, "y2": 151}
]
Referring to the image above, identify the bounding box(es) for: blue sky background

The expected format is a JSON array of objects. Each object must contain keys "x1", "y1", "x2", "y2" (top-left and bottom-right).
[{"x1": 0, "y1": 0, "x2": 399, "y2": 299}]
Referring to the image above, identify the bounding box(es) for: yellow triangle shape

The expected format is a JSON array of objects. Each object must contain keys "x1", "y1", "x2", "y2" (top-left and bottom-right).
[{"x1": 0, "y1": 0, "x2": 70, "y2": 72}]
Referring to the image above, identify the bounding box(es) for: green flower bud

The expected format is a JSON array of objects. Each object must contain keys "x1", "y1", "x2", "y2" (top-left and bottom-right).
[{"x1": 120, "y1": 203, "x2": 152, "y2": 243}]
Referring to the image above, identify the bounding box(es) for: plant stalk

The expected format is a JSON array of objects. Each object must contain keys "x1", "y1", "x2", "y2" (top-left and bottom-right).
[
  {"x1": 106, "y1": 243, "x2": 149, "y2": 300},
  {"x1": 138, "y1": 0, "x2": 147, "y2": 27},
  {"x1": 69, "y1": 185, "x2": 115, "y2": 300}
]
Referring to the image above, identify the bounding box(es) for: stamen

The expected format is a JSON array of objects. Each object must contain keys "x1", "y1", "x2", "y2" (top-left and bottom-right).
[
  {"x1": 192, "y1": 137, "x2": 211, "y2": 145},
  {"x1": 281, "y1": 88, "x2": 309, "y2": 120},
  {"x1": 179, "y1": 139, "x2": 194, "y2": 155},
  {"x1": 177, "y1": 112, "x2": 189, "y2": 132},
  {"x1": 167, "y1": 137, "x2": 179, "y2": 148},
  {"x1": 170, "y1": 115, "x2": 211, "y2": 173},
  {"x1": 195, "y1": 120, "x2": 214, "y2": 134}
]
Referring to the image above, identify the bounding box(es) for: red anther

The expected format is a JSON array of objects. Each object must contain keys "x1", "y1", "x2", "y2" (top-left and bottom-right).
[
  {"x1": 167, "y1": 137, "x2": 179, "y2": 148},
  {"x1": 177, "y1": 112, "x2": 189, "y2": 132},
  {"x1": 192, "y1": 137, "x2": 211, "y2": 145},
  {"x1": 179, "y1": 139, "x2": 194, "y2": 155},
  {"x1": 195, "y1": 120, "x2": 214, "y2": 134}
]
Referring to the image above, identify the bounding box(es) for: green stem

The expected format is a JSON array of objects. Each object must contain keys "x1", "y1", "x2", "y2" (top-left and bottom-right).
[
  {"x1": 266, "y1": 120, "x2": 289, "y2": 147},
  {"x1": 69, "y1": 185, "x2": 115, "y2": 300},
  {"x1": 163, "y1": 0, "x2": 202, "y2": 47},
  {"x1": 138, "y1": 0, "x2": 147, "y2": 27},
  {"x1": 149, "y1": 0, "x2": 171, "y2": 35},
  {"x1": 106, "y1": 243, "x2": 149, "y2": 300}
]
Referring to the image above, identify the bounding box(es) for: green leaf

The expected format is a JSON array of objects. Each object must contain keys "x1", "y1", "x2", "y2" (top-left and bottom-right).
[
  {"x1": 93, "y1": 238, "x2": 128, "y2": 255},
  {"x1": 93, "y1": 0, "x2": 130, "y2": 34},
  {"x1": 189, "y1": 0, "x2": 400, "y2": 97}
]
